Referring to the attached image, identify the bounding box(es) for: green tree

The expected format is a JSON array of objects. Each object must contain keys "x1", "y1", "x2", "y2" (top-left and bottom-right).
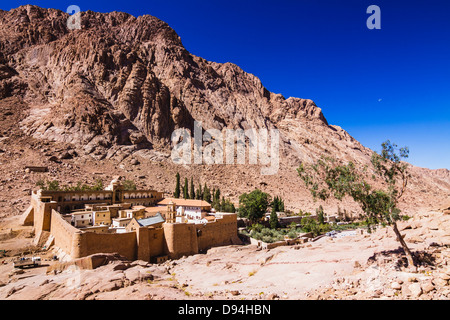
[
  {"x1": 183, "y1": 177, "x2": 189, "y2": 199},
  {"x1": 203, "y1": 183, "x2": 211, "y2": 203},
  {"x1": 271, "y1": 196, "x2": 285, "y2": 213},
  {"x1": 272, "y1": 196, "x2": 279, "y2": 212},
  {"x1": 122, "y1": 180, "x2": 136, "y2": 191},
  {"x1": 238, "y1": 189, "x2": 271, "y2": 224},
  {"x1": 189, "y1": 177, "x2": 195, "y2": 200},
  {"x1": 174, "y1": 173, "x2": 181, "y2": 198},
  {"x1": 297, "y1": 140, "x2": 416, "y2": 267},
  {"x1": 92, "y1": 179, "x2": 104, "y2": 191},
  {"x1": 214, "y1": 188, "x2": 221, "y2": 203},
  {"x1": 218, "y1": 197, "x2": 236, "y2": 213},
  {"x1": 316, "y1": 205, "x2": 325, "y2": 225},
  {"x1": 269, "y1": 205, "x2": 278, "y2": 229},
  {"x1": 196, "y1": 182, "x2": 203, "y2": 200},
  {"x1": 36, "y1": 180, "x2": 46, "y2": 190},
  {"x1": 46, "y1": 180, "x2": 60, "y2": 191},
  {"x1": 211, "y1": 188, "x2": 221, "y2": 210}
]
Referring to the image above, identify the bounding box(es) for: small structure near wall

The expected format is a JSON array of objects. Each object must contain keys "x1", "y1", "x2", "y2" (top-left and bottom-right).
[
  {"x1": 25, "y1": 166, "x2": 48, "y2": 173},
  {"x1": 152, "y1": 255, "x2": 169, "y2": 264}
]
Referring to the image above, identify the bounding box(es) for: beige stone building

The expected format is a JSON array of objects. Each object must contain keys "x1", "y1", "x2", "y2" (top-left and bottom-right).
[
  {"x1": 21, "y1": 180, "x2": 241, "y2": 262},
  {"x1": 157, "y1": 198, "x2": 212, "y2": 224}
]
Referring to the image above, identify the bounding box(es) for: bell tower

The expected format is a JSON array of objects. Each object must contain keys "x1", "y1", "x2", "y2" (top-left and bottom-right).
[{"x1": 166, "y1": 201, "x2": 176, "y2": 223}]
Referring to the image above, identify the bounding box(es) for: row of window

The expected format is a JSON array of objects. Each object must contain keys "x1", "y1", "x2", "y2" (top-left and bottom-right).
[
  {"x1": 57, "y1": 193, "x2": 158, "y2": 202},
  {"x1": 59, "y1": 195, "x2": 112, "y2": 202},
  {"x1": 123, "y1": 193, "x2": 156, "y2": 199}
]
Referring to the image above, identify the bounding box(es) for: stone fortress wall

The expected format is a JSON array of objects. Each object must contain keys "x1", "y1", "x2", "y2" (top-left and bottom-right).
[{"x1": 22, "y1": 188, "x2": 240, "y2": 262}]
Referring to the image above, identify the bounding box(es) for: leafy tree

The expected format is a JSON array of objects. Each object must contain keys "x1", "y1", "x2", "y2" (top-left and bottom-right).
[
  {"x1": 92, "y1": 179, "x2": 104, "y2": 191},
  {"x1": 174, "y1": 173, "x2": 181, "y2": 198},
  {"x1": 122, "y1": 180, "x2": 136, "y2": 191},
  {"x1": 46, "y1": 180, "x2": 60, "y2": 191},
  {"x1": 214, "y1": 197, "x2": 236, "y2": 213},
  {"x1": 300, "y1": 216, "x2": 331, "y2": 237},
  {"x1": 36, "y1": 180, "x2": 46, "y2": 190},
  {"x1": 297, "y1": 140, "x2": 416, "y2": 267},
  {"x1": 238, "y1": 189, "x2": 271, "y2": 224},
  {"x1": 224, "y1": 199, "x2": 236, "y2": 213},
  {"x1": 36, "y1": 180, "x2": 60, "y2": 191}
]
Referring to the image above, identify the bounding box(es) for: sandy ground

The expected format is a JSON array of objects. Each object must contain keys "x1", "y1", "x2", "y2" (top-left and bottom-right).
[
  {"x1": 0, "y1": 208, "x2": 448, "y2": 300},
  {"x1": 0, "y1": 227, "x2": 404, "y2": 300},
  {"x1": 169, "y1": 230, "x2": 400, "y2": 299}
]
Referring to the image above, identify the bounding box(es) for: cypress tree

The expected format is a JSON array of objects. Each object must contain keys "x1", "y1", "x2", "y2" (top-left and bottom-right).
[
  {"x1": 197, "y1": 183, "x2": 203, "y2": 200},
  {"x1": 270, "y1": 205, "x2": 278, "y2": 229},
  {"x1": 183, "y1": 177, "x2": 189, "y2": 199},
  {"x1": 203, "y1": 183, "x2": 211, "y2": 203},
  {"x1": 272, "y1": 196, "x2": 279, "y2": 212},
  {"x1": 190, "y1": 177, "x2": 195, "y2": 200},
  {"x1": 215, "y1": 188, "x2": 221, "y2": 203},
  {"x1": 174, "y1": 173, "x2": 181, "y2": 198}
]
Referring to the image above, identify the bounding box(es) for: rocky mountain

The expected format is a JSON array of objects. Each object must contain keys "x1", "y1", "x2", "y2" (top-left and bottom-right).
[{"x1": 0, "y1": 5, "x2": 448, "y2": 216}]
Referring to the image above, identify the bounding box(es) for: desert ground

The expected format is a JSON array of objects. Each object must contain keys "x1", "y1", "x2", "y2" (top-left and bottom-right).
[{"x1": 0, "y1": 204, "x2": 448, "y2": 300}]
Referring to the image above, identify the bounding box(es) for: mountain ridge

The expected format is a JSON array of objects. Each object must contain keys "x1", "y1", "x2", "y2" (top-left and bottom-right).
[{"x1": 0, "y1": 5, "x2": 448, "y2": 215}]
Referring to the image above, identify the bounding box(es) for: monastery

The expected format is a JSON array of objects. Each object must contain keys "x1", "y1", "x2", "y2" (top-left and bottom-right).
[{"x1": 20, "y1": 179, "x2": 241, "y2": 263}]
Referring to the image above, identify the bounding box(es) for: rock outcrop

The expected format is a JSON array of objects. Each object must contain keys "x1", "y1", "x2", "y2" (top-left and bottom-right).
[{"x1": 0, "y1": 5, "x2": 448, "y2": 214}]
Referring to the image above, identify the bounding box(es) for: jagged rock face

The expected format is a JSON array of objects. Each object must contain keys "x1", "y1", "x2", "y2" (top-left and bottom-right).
[
  {"x1": 0, "y1": 5, "x2": 448, "y2": 213},
  {"x1": 0, "y1": 5, "x2": 342, "y2": 162},
  {"x1": 1, "y1": 6, "x2": 195, "y2": 152}
]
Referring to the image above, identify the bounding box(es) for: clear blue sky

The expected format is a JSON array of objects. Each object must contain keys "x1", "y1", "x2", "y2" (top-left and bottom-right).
[{"x1": 2, "y1": 0, "x2": 449, "y2": 169}]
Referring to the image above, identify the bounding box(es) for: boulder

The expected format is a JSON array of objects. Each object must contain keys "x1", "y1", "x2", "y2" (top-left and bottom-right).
[
  {"x1": 407, "y1": 235, "x2": 424, "y2": 244},
  {"x1": 421, "y1": 280, "x2": 435, "y2": 294},
  {"x1": 46, "y1": 253, "x2": 129, "y2": 274},
  {"x1": 433, "y1": 278, "x2": 448, "y2": 287},
  {"x1": 408, "y1": 283, "x2": 422, "y2": 298},
  {"x1": 124, "y1": 268, "x2": 154, "y2": 284},
  {"x1": 391, "y1": 281, "x2": 402, "y2": 290},
  {"x1": 59, "y1": 151, "x2": 72, "y2": 160}
]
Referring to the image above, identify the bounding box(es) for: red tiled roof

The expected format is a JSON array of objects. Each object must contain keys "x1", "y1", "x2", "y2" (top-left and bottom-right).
[{"x1": 158, "y1": 198, "x2": 211, "y2": 208}]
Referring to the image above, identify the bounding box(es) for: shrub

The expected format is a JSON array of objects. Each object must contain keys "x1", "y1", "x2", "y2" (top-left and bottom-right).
[
  {"x1": 401, "y1": 215, "x2": 412, "y2": 221},
  {"x1": 251, "y1": 227, "x2": 284, "y2": 243},
  {"x1": 249, "y1": 223, "x2": 264, "y2": 233},
  {"x1": 122, "y1": 180, "x2": 137, "y2": 191},
  {"x1": 287, "y1": 230, "x2": 297, "y2": 239}
]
